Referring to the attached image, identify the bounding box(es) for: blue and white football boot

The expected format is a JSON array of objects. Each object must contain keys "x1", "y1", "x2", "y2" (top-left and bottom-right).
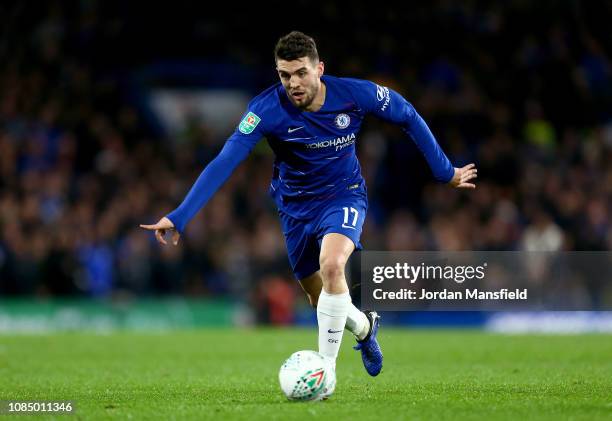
[{"x1": 353, "y1": 311, "x2": 383, "y2": 376}]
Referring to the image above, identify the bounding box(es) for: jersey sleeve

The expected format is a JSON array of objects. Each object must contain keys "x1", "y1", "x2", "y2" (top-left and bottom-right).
[
  {"x1": 348, "y1": 78, "x2": 455, "y2": 183},
  {"x1": 165, "y1": 101, "x2": 269, "y2": 233},
  {"x1": 226, "y1": 101, "x2": 269, "y2": 150}
]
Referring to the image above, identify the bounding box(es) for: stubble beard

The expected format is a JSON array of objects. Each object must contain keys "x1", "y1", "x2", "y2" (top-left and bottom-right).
[{"x1": 289, "y1": 83, "x2": 318, "y2": 110}]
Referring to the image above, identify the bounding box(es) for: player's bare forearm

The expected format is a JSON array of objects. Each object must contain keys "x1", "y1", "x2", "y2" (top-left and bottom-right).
[{"x1": 448, "y1": 163, "x2": 478, "y2": 189}]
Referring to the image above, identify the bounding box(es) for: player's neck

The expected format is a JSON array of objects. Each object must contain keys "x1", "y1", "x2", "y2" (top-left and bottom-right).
[{"x1": 304, "y1": 80, "x2": 326, "y2": 112}]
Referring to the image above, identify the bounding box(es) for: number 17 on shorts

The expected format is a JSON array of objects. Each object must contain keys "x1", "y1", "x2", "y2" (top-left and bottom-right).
[
  {"x1": 342, "y1": 206, "x2": 359, "y2": 230},
  {"x1": 318, "y1": 197, "x2": 367, "y2": 250}
]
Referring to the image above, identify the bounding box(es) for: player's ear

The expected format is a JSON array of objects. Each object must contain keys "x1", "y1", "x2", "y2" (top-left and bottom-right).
[{"x1": 318, "y1": 61, "x2": 324, "y2": 77}]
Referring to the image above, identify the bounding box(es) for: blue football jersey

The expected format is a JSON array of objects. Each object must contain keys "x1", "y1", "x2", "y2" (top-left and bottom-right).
[
  {"x1": 167, "y1": 75, "x2": 454, "y2": 231},
  {"x1": 226, "y1": 75, "x2": 453, "y2": 218}
]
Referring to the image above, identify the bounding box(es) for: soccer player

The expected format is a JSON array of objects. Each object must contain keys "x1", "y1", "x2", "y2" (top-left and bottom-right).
[{"x1": 141, "y1": 31, "x2": 477, "y2": 378}]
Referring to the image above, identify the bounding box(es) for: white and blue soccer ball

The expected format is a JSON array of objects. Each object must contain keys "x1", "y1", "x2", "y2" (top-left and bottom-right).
[{"x1": 279, "y1": 350, "x2": 336, "y2": 401}]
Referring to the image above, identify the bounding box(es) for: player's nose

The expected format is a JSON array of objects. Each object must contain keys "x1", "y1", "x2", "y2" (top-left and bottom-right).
[{"x1": 289, "y1": 76, "x2": 302, "y2": 89}]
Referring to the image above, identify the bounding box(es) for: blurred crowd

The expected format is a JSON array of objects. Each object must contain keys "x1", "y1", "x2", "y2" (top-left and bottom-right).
[{"x1": 0, "y1": 2, "x2": 611, "y2": 316}]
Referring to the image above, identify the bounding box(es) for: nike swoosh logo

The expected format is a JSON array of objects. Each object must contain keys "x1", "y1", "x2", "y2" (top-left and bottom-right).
[
  {"x1": 341, "y1": 224, "x2": 356, "y2": 230},
  {"x1": 288, "y1": 126, "x2": 304, "y2": 133},
  {"x1": 328, "y1": 329, "x2": 342, "y2": 333}
]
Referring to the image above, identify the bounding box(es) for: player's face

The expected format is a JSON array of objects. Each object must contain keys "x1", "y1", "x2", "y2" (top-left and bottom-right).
[{"x1": 276, "y1": 57, "x2": 324, "y2": 110}]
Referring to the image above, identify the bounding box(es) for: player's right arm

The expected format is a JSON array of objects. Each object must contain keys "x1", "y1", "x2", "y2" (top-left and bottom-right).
[{"x1": 140, "y1": 105, "x2": 267, "y2": 245}]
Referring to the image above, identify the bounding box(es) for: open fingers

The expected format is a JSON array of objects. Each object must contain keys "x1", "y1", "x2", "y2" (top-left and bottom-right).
[
  {"x1": 462, "y1": 171, "x2": 477, "y2": 182},
  {"x1": 139, "y1": 223, "x2": 160, "y2": 230},
  {"x1": 458, "y1": 182, "x2": 476, "y2": 189},
  {"x1": 458, "y1": 165, "x2": 477, "y2": 189},
  {"x1": 462, "y1": 167, "x2": 477, "y2": 176},
  {"x1": 155, "y1": 228, "x2": 168, "y2": 245}
]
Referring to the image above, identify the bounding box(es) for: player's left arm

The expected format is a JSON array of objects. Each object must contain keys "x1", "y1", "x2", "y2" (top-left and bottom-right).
[{"x1": 351, "y1": 79, "x2": 477, "y2": 188}]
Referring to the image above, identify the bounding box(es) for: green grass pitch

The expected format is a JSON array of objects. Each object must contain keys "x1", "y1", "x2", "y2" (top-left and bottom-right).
[{"x1": 2, "y1": 329, "x2": 611, "y2": 420}]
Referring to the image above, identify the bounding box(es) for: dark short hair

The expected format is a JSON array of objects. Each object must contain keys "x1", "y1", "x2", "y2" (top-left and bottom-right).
[{"x1": 274, "y1": 31, "x2": 319, "y2": 63}]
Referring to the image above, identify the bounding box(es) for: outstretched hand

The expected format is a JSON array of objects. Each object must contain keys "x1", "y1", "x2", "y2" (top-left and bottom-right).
[
  {"x1": 448, "y1": 163, "x2": 478, "y2": 189},
  {"x1": 140, "y1": 216, "x2": 180, "y2": 246}
]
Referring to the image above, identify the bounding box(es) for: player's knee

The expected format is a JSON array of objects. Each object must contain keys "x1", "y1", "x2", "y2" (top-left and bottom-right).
[{"x1": 319, "y1": 255, "x2": 346, "y2": 283}]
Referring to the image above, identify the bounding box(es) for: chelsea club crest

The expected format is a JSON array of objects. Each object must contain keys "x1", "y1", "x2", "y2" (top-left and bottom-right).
[{"x1": 334, "y1": 113, "x2": 350, "y2": 129}]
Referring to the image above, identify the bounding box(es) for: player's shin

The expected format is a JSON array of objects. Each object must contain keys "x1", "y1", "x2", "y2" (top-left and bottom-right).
[{"x1": 317, "y1": 290, "x2": 351, "y2": 363}]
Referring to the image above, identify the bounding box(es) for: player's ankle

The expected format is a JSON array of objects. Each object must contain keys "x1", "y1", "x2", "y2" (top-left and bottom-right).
[
  {"x1": 323, "y1": 355, "x2": 336, "y2": 370},
  {"x1": 355, "y1": 321, "x2": 370, "y2": 341}
]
